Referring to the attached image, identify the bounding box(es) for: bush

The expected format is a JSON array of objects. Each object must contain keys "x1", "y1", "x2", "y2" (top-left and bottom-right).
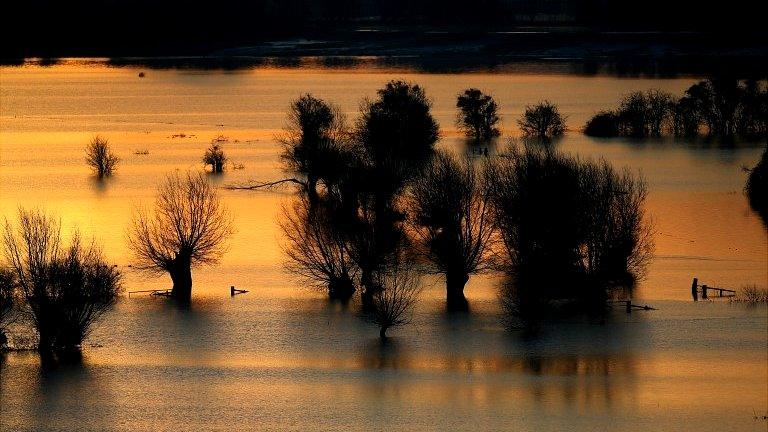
[
  {"x1": 731, "y1": 285, "x2": 768, "y2": 303},
  {"x1": 518, "y1": 101, "x2": 567, "y2": 140},
  {"x1": 584, "y1": 111, "x2": 621, "y2": 137},
  {"x1": 487, "y1": 144, "x2": 652, "y2": 319},
  {"x1": 85, "y1": 136, "x2": 119, "y2": 177},
  {"x1": 2, "y1": 209, "x2": 121, "y2": 356},
  {"x1": 409, "y1": 150, "x2": 493, "y2": 310},
  {"x1": 456, "y1": 88, "x2": 501, "y2": 142},
  {"x1": 0, "y1": 267, "x2": 16, "y2": 346},
  {"x1": 203, "y1": 144, "x2": 227, "y2": 173}
]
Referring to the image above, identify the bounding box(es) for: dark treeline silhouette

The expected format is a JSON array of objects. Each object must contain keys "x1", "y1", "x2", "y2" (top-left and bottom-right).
[
  {"x1": 488, "y1": 143, "x2": 652, "y2": 323},
  {"x1": 1, "y1": 209, "x2": 121, "y2": 360},
  {"x1": 128, "y1": 172, "x2": 233, "y2": 301},
  {"x1": 4, "y1": 0, "x2": 766, "y2": 58},
  {"x1": 585, "y1": 79, "x2": 768, "y2": 140},
  {"x1": 745, "y1": 145, "x2": 768, "y2": 226}
]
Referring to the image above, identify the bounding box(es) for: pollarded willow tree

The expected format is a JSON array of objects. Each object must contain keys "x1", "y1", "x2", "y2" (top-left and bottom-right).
[
  {"x1": 409, "y1": 150, "x2": 494, "y2": 310},
  {"x1": 128, "y1": 172, "x2": 233, "y2": 301}
]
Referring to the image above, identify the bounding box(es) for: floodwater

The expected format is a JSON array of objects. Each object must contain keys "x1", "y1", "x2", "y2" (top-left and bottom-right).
[{"x1": 0, "y1": 61, "x2": 766, "y2": 431}]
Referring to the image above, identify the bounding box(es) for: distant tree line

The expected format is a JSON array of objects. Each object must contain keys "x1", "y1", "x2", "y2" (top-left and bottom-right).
[{"x1": 585, "y1": 79, "x2": 768, "y2": 140}]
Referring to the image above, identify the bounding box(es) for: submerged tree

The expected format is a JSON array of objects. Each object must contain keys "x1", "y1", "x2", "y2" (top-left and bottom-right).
[
  {"x1": 409, "y1": 150, "x2": 493, "y2": 310},
  {"x1": 128, "y1": 172, "x2": 233, "y2": 301},
  {"x1": 456, "y1": 88, "x2": 501, "y2": 142},
  {"x1": 488, "y1": 144, "x2": 652, "y2": 319},
  {"x1": 584, "y1": 111, "x2": 621, "y2": 137},
  {"x1": 203, "y1": 144, "x2": 227, "y2": 173},
  {"x1": 85, "y1": 136, "x2": 120, "y2": 177},
  {"x1": 280, "y1": 94, "x2": 348, "y2": 202},
  {"x1": 518, "y1": 101, "x2": 567, "y2": 140},
  {"x1": 2, "y1": 209, "x2": 121, "y2": 357},
  {"x1": 280, "y1": 196, "x2": 358, "y2": 301},
  {"x1": 369, "y1": 260, "x2": 421, "y2": 340}
]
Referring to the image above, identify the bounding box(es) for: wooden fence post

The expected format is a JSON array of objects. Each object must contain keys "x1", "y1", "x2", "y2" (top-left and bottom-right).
[{"x1": 691, "y1": 277, "x2": 698, "y2": 301}]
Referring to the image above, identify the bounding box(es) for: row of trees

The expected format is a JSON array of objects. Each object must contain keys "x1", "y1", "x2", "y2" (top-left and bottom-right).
[
  {"x1": 265, "y1": 80, "x2": 651, "y2": 338},
  {"x1": 584, "y1": 79, "x2": 768, "y2": 139}
]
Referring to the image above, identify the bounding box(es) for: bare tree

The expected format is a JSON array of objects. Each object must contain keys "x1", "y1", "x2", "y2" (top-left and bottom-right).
[
  {"x1": 0, "y1": 266, "x2": 16, "y2": 347},
  {"x1": 645, "y1": 90, "x2": 675, "y2": 137},
  {"x1": 456, "y1": 88, "x2": 501, "y2": 142},
  {"x1": 85, "y1": 136, "x2": 120, "y2": 177},
  {"x1": 369, "y1": 260, "x2": 421, "y2": 340},
  {"x1": 2, "y1": 209, "x2": 121, "y2": 357},
  {"x1": 518, "y1": 101, "x2": 566, "y2": 140},
  {"x1": 409, "y1": 150, "x2": 494, "y2": 310},
  {"x1": 280, "y1": 196, "x2": 357, "y2": 301},
  {"x1": 203, "y1": 144, "x2": 227, "y2": 173},
  {"x1": 128, "y1": 172, "x2": 233, "y2": 301}
]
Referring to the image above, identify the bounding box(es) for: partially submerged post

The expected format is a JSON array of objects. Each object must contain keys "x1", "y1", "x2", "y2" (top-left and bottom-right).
[{"x1": 691, "y1": 277, "x2": 699, "y2": 301}]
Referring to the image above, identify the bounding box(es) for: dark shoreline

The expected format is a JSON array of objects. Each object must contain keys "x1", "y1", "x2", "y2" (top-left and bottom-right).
[{"x1": 4, "y1": 29, "x2": 768, "y2": 77}]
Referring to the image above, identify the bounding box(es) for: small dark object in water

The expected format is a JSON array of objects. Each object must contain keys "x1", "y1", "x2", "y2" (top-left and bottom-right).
[
  {"x1": 138, "y1": 72, "x2": 145, "y2": 78},
  {"x1": 230, "y1": 285, "x2": 248, "y2": 296}
]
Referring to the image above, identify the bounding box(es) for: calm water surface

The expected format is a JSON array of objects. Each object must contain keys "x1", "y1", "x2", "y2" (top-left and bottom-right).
[{"x1": 0, "y1": 62, "x2": 766, "y2": 431}]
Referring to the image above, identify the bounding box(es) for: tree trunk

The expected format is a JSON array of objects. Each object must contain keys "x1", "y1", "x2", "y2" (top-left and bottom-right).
[
  {"x1": 307, "y1": 175, "x2": 319, "y2": 203},
  {"x1": 379, "y1": 326, "x2": 388, "y2": 341},
  {"x1": 328, "y1": 276, "x2": 355, "y2": 302},
  {"x1": 446, "y1": 271, "x2": 470, "y2": 312},
  {"x1": 169, "y1": 255, "x2": 193, "y2": 301},
  {"x1": 360, "y1": 268, "x2": 376, "y2": 310}
]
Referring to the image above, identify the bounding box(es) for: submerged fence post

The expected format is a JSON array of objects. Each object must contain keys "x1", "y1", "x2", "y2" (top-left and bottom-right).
[
  {"x1": 701, "y1": 285, "x2": 708, "y2": 300},
  {"x1": 230, "y1": 285, "x2": 235, "y2": 297},
  {"x1": 691, "y1": 277, "x2": 698, "y2": 301},
  {"x1": 625, "y1": 300, "x2": 632, "y2": 313}
]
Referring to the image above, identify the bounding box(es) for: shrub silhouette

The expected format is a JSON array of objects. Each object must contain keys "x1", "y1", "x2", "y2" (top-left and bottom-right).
[
  {"x1": 85, "y1": 136, "x2": 119, "y2": 177},
  {"x1": 409, "y1": 150, "x2": 493, "y2": 310},
  {"x1": 128, "y1": 172, "x2": 233, "y2": 301},
  {"x1": 488, "y1": 143, "x2": 652, "y2": 320},
  {"x1": 584, "y1": 111, "x2": 621, "y2": 137},
  {"x1": 203, "y1": 144, "x2": 227, "y2": 173},
  {"x1": 518, "y1": 101, "x2": 566, "y2": 140},
  {"x1": 2, "y1": 209, "x2": 121, "y2": 357},
  {"x1": 281, "y1": 195, "x2": 357, "y2": 301},
  {"x1": 456, "y1": 88, "x2": 501, "y2": 142},
  {"x1": 0, "y1": 267, "x2": 16, "y2": 346},
  {"x1": 369, "y1": 259, "x2": 421, "y2": 340},
  {"x1": 280, "y1": 94, "x2": 348, "y2": 202}
]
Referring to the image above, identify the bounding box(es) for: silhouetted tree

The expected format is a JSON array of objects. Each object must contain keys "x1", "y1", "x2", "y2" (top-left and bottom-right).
[
  {"x1": 584, "y1": 111, "x2": 621, "y2": 137},
  {"x1": 737, "y1": 80, "x2": 768, "y2": 138},
  {"x1": 409, "y1": 150, "x2": 493, "y2": 310},
  {"x1": 85, "y1": 136, "x2": 119, "y2": 177},
  {"x1": 645, "y1": 90, "x2": 675, "y2": 136},
  {"x1": 2, "y1": 209, "x2": 121, "y2": 357},
  {"x1": 369, "y1": 260, "x2": 421, "y2": 340},
  {"x1": 128, "y1": 172, "x2": 233, "y2": 301},
  {"x1": 280, "y1": 94, "x2": 348, "y2": 202},
  {"x1": 356, "y1": 80, "x2": 440, "y2": 199},
  {"x1": 745, "y1": 145, "x2": 768, "y2": 225},
  {"x1": 684, "y1": 78, "x2": 744, "y2": 138},
  {"x1": 203, "y1": 144, "x2": 227, "y2": 173},
  {"x1": 488, "y1": 143, "x2": 652, "y2": 318},
  {"x1": 672, "y1": 96, "x2": 701, "y2": 137},
  {"x1": 518, "y1": 101, "x2": 567, "y2": 140},
  {"x1": 280, "y1": 196, "x2": 357, "y2": 301},
  {"x1": 617, "y1": 91, "x2": 650, "y2": 137},
  {"x1": 456, "y1": 88, "x2": 501, "y2": 142}
]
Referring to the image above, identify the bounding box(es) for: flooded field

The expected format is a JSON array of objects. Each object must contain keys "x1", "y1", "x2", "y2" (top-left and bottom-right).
[{"x1": 1, "y1": 61, "x2": 766, "y2": 431}]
